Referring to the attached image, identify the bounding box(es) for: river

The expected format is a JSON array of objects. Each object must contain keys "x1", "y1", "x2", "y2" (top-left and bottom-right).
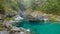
[{"x1": 13, "y1": 21, "x2": 60, "y2": 34}]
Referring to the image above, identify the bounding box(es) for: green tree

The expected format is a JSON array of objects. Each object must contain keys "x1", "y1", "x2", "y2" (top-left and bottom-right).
[{"x1": 41, "y1": 0, "x2": 60, "y2": 15}]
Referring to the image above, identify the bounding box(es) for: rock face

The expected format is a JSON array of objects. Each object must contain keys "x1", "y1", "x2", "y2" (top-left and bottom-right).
[
  {"x1": 27, "y1": 15, "x2": 40, "y2": 22},
  {"x1": 26, "y1": 11, "x2": 51, "y2": 22},
  {"x1": 0, "y1": 26, "x2": 31, "y2": 34},
  {"x1": 9, "y1": 27, "x2": 30, "y2": 34},
  {"x1": 14, "y1": 15, "x2": 24, "y2": 22},
  {"x1": 3, "y1": 15, "x2": 24, "y2": 27},
  {"x1": 37, "y1": 14, "x2": 50, "y2": 21},
  {"x1": 0, "y1": 31, "x2": 8, "y2": 34}
]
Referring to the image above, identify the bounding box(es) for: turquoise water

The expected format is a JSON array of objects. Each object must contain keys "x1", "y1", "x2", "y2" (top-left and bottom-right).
[{"x1": 13, "y1": 21, "x2": 60, "y2": 34}]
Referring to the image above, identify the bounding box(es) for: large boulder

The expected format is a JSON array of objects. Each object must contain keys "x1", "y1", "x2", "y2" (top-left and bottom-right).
[{"x1": 26, "y1": 11, "x2": 51, "y2": 22}]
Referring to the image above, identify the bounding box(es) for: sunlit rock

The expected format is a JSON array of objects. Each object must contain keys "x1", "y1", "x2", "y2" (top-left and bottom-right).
[
  {"x1": 10, "y1": 27, "x2": 31, "y2": 34},
  {"x1": 27, "y1": 11, "x2": 50, "y2": 22},
  {"x1": 19, "y1": 32, "x2": 25, "y2": 34},
  {"x1": 0, "y1": 31, "x2": 8, "y2": 34},
  {"x1": 14, "y1": 15, "x2": 24, "y2": 22},
  {"x1": 37, "y1": 14, "x2": 50, "y2": 21},
  {"x1": 11, "y1": 26, "x2": 20, "y2": 31}
]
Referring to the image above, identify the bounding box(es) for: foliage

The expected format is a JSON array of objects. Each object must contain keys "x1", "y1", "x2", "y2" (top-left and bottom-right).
[
  {"x1": 0, "y1": 0, "x2": 20, "y2": 13},
  {"x1": 0, "y1": 0, "x2": 60, "y2": 22},
  {"x1": 41, "y1": 0, "x2": 60, "y2": 15},
  {"x1": 30, "y1": 0, "x2": 60, "y2": 15}
]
